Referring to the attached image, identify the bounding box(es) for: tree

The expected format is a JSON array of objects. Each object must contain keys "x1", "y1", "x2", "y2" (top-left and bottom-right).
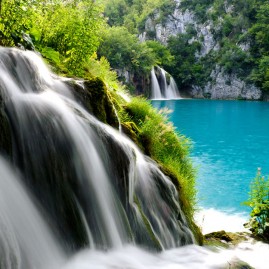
[
  {"x1": 33, "y1": 0, "x2": 106, "y2": 75},
  {"x1": 166, "y1": 33, "x2": 203, "y2": 89},
  {"x1": 248, "y1": 3, "x2": 269, "y2": 90},
  {"x1": 145, "y1": 40, "x2": 174, "y2": 66},
  {"x1": 98, "y1": 26, "x2": 156, "y2": 74},
  {"x1": 0, "y1": 0, "x2": 36, "y2": 46},
  {"x1": 104, "y1": 0, "x2": 128, "y2": 26}
]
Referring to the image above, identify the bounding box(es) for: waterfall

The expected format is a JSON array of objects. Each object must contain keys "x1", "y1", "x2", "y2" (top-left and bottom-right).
[
  {"x1": 0, "y1": 157, "x2": 65, "y2": 269},
  {"x1": 150, "y1": 67, "x2": 181, "y2": 100},
  {"x1": 150, "y1": 68, "x2": 162, "y2": 99},
  {"x1": 0, "y1": 47, "x2": 265, "y2": 269},
  {"x1": 0, "y1": 47, "x2": 194, "y2": 264},
  {"x1": 166, "y1": 76, "x2": 181, "y2": 99}
]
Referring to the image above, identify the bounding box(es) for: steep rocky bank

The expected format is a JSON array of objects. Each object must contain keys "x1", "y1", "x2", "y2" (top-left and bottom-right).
[{"x1": 187, "y1": 67, "x2": 262, "y2": 100}]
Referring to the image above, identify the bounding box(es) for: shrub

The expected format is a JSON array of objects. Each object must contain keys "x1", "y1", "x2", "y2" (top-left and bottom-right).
[
  {"x1": 98, "y1": 26, "x2": 156, "y2": 75},
  {"x1": 244, "y1": 168, "x2": 269, "y2": 241}
]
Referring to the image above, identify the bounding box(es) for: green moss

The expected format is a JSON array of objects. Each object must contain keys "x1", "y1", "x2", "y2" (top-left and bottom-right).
[
  {"x1": 70, "y1": 77, "x2": 119, "y2": 128},
  {"x1": 121, "y1": 121, "x2": 140, "y2": 146},
  {"x1": 205, "y1": 230, "x2": 233, "y2": 242},
  {"x1": 204, "y1": 231, "x2": 250, "y2": 249}
]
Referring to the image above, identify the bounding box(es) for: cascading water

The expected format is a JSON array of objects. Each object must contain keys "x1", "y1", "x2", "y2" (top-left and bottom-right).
[
  {"x1": 150, "y1": 67, "x2": 181, "y2": 100},
  {"x1": 150, "y1": 68, "x2": 162, "y2": 99},
  {"x1": 0, "y1": 157, "x2": 65, "y2": 269},
  {"x1": 0, "y1": 47, "x2": 193, "y2": 265},
  {"x1": 0, "y1": 47, "x2": 268, "y2": 269}
]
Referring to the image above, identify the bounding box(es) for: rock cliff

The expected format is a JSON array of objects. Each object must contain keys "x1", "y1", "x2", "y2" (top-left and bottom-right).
[{"x1": 142, "y1": 0, "x2": 262, "y2": 100}]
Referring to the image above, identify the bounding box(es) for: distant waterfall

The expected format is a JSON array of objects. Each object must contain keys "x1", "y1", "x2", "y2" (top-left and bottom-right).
[
  {"x1": 150, "y1": 67, "x2": 181, "y2": 100},
  {"x1": 150, "y1": 68, "x2": 162, "y2": 99}
]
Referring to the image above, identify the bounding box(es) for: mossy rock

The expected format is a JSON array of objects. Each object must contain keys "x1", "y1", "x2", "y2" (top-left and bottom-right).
[
  {"x1": 205, "y1": 230, "x2": 233, "y2": 242},
  {"x1": 132, "y1": 196, "x2": 163, "y2": 251},
  {"x1": 68, "y1": 78, "x2": 119, "y2": 128},
  {"x1": 158, "y1": 164, "x2": 181, "y2": 191},
  {"x1": 225, "y1": 259, "x2": 254, "y2": 269},
  {"x1": 138, "y1": 133, "x2": 152, "y2": 156},
  {"x1": 204, "y1": 231, "x2": 250, "y2": 249},
  {"x1": 121, "y1": 121, "x2": 140, "y2": 146},
  {"x1": 157, "y1": 163, "x2": 203, "y2": 245}
]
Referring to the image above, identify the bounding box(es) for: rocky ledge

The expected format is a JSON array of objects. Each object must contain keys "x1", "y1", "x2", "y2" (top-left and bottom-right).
[{"x1": 187, "y1": 67, "x2": 262, "y2": 100}]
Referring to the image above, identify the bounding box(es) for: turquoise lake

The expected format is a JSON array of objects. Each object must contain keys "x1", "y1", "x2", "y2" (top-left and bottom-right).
[{"x1": 152, "y1": 99, "x2": 269, "y2": 215}]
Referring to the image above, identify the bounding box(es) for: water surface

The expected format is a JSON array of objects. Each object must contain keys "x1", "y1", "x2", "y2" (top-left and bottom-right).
[{"x1": 152, "y1": 99, "x2": 269, "y2": 215}]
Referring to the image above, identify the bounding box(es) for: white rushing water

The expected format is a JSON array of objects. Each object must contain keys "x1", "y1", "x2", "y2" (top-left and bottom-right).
[
  {"x1": 62, "y1": 242, "x2": 269, "y2": 269},
  {"x1": 151, "y1": 68, "x2": 162, "y2": 99},
  {"x1": 0, "y1": 48, "x2": 129, "y2": 248},
  {"x1": 195, "y1": 208, "x2": 249, "y2": 234},
  {"x1": 0, "y1": 157, "x2": 65, "y2": 269},
  {"x1": 0, "y1": 47, "x2": 268, "y2": 269},
  {"x1": 166, "y1": 76, "x2": 181, "y2": 99},
  {"x1": 150, "y1": 67, "x2": 181, "y2": 100}
]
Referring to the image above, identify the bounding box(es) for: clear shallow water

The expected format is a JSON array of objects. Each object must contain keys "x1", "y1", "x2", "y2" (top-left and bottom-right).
[{"x1": 152, "y1": 99, "x2": 269, "y2": 216}]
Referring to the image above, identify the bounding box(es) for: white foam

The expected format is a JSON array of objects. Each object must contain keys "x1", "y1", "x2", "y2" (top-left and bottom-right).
[
  {"x1": 195, "y1": 208, "x2": 249, "y2": 234},
  {"x1": 62, "y1": 241, "x2": 269, "y2": 269}
]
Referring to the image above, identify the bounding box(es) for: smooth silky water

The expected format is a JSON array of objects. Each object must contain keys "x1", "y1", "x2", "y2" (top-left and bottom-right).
[{"x1": 0, "y1": 47, "x2": 268, "y2": 269}]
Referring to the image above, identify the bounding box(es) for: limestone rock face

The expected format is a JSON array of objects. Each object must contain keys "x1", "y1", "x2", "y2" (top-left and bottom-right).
[
  {"x1": 145, "y1": 8, "x2": 194, "y2": 44},
  {"x1": 142, "y1": 1, "x2": 262, "y2": 100},
  {"x1": 144, "y1": 0, "x2": 216, "y2": 54},
  {"x1": 188, "y1": 67, "x2": 262, "y2": 100}
]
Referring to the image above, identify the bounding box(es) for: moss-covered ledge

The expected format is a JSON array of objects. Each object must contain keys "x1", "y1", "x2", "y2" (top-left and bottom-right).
[
  {"x1": 67, "y1": 77, "x2": 119, "y2": 129},
  {"x1": 118, "y1": 97, "x2": 204, "y2": 245}
]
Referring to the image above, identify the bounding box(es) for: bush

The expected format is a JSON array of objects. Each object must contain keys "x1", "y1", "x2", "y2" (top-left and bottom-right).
[
  {"x1": 244, "y1": 168, "x2": 269, "y2": 241},
  {"x1": 98, "y1": 26, "x2": 156, "y2": 74},
  {"x1": 125, "y1": 98, "x2": 197, "y2": 216}
]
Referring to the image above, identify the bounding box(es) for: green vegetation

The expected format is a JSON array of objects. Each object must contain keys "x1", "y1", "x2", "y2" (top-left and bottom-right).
[
  {"x1": 244, "y1": 169, "x2": 269, "y2": 241},
  {"x1": 165, "y1": 33, "x2": 205, "y2": 89},
  {"x1": 100, "y1": 0, "x2": 269, "y2": 93},
  {"x1": 103, "y1": 0, "x2": 176, "y2": 34},
  {"x1": 0, "y1": 0, "x2": 106, "y2": 76},
  {"x1": 123, "y1": 98, "x2": 197, "y2": 218},
  {"x1": 180, "y1": 0, "x2": 214, "y2": 23},
  {"x1": 98, "y1": 26, "x2": 156, "y2": 76}
]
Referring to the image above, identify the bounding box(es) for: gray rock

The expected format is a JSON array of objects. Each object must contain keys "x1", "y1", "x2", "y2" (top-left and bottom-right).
[{"x1": 189, "y1": 67, "x2": 262, "y2": 100}]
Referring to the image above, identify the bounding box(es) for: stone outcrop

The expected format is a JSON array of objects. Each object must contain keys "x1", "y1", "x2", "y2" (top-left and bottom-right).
[
  {"x1": 144, "y1": 6, "x2": 194, "y2": 44},
  {"x1": 188, "y1": 67, "x2": 262, "y2": 100},
  {"x1": 144, "y1": 0, "x2": 217, "y2": 54}
]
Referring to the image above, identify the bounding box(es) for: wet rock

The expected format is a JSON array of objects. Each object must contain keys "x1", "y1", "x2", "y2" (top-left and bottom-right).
[
  {"x1": 189, "y1": 67, "x2": 262, "y2": 100},
  {"x1": 205, "y1": 230, "x2": 233, "y2": 242},
  {"x1": 226, "y1": 258, "x2": 254, "y2": 269},
  {"x1": 67, "y1": 78, "x2": 119, "y2": 128}
]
